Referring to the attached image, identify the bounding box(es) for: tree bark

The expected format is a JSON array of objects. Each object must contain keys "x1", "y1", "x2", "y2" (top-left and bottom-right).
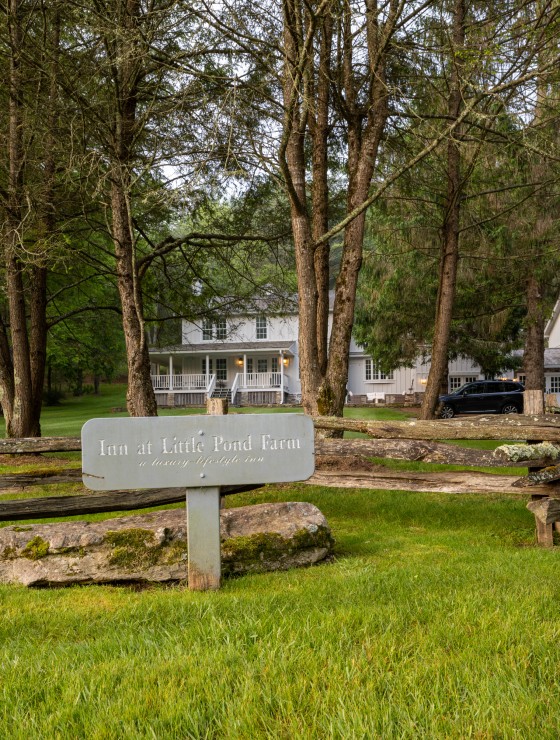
[
  {"x1": 109, "y1": 0, "x2": 157, "y2": 417},
  {"x1": 281, "y1": 0, "x2": 390, "y2": 423},
  {"x1": 3, "y1": 0, "x2": 35, "y2": 437},
  {"x1": 522, "y1": 272, "x2": 545, "y2": 416},
  {"x1": 419, "y1": 0, "x2": 465, "y2": 420},
  {"x1": 0, "y1": 3, "x2": 58, "y2": 437}
]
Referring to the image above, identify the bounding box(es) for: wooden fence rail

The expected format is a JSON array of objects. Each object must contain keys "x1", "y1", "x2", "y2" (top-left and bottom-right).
[{"x1": 2, "y1": 414, "x2": 560, "y2": 544}]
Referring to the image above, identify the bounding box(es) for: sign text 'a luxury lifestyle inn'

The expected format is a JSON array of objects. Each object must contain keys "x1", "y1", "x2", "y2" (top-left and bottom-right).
[{"x1": 82, "y1": 414, "x2": 315, "y2": 490}]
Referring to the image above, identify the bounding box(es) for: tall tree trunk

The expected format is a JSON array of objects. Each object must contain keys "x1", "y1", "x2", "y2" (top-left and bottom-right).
[
  {"x1": 110, "y1": 0, "x2": 157, "y2": 417},
  {"x1": 282, "y1": 0, "x2": 322, "y2": 417},
  {"x1": 3, "y1": 0, "x2": 35, "y2": 437},
  {"x1": 419, "y1": 0, "x2": 465, "y2": 420},
  {"x1": 523, "y1": 273, "x2": 545, "y2": 413},
  {"x1": 112, "y1": 177, "x2": 157, "y2": 416},
  {"x1": 310, "y1": 12, "x2": 332, "y2": 377},
  {"x1": 281, "y1": 0, "x2": 390, "y2": 421}
]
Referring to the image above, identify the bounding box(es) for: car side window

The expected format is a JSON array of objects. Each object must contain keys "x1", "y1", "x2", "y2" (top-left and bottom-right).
[
  {"x1": 485, "y1": 382, "x2": 504, "y2": 393},
  {"x1": 464, "y1": 383, "x2": 484, "y2": 394},
  {"x1": 504, "y1": 382, "x2": 516, "y2": 392}
]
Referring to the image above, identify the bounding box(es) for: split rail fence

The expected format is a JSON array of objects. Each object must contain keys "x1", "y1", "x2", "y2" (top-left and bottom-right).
[{"x1": 2, "y1": 414, "x2": 560, "y2": 546}]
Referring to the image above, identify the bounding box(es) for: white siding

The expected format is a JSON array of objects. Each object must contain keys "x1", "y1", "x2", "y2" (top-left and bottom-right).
[
  {"x1": 182, "y1": 315, "x2": 298, "y2": 344},
  {"x1": 548, "y1": 320, "x2": 560, "y2": 348}
]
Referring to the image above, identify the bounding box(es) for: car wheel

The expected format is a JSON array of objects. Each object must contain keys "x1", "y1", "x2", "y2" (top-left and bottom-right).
[
  {"x1": 501, "y1": 403, "x2": 520, "y2": 414},
  {"x1": 440, "y1": 404, "x2": 455, "y2": 419}
]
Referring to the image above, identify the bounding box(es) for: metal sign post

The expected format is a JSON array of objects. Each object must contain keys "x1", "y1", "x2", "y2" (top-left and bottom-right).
[{"x1": 82, "y1": 414, "x2": 315, "y2": 591}]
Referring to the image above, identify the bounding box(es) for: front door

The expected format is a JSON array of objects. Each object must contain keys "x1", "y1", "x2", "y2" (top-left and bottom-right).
[{"x1": 215, "y1": 358, "x2": 228, "y2": 386}]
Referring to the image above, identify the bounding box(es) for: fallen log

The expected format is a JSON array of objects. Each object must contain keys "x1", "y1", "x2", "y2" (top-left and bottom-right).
[
  {"x1": 305, "y1": 469, "x2": 560, "y2": 496},
  {"x1": 314, "y1": 415, "x2": 560, "y2": 442},
  {"x1": 0, "y1": 483, "x2": 264, "y2": 521}
]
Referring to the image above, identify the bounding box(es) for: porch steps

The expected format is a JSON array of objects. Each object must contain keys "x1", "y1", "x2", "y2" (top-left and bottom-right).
[{"x1": 211, "y1": 387, "x2": 233, "y2": 402}]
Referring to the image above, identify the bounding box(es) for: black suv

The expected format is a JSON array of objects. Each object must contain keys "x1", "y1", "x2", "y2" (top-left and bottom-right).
[{"x1": 439, "y1": 380, "x2": 524, "y2": 418}]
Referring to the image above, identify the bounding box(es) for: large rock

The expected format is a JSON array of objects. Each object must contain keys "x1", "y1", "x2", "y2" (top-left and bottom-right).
[{"x1": 0, "y1": 502, "x2": 333, "y2": 586}]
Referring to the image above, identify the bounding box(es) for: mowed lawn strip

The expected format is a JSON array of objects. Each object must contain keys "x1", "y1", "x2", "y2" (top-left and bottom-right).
[
  {"x1": 1, "y1": 484, "x2": 560, "y2": 738},
  {"x1": 1, "y1": 389, "x2": 559, "y2": 736}
]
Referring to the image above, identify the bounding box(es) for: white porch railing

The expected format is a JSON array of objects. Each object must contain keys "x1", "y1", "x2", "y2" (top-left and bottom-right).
[
  {"x1": 173, "y1": 373, "x2": 208, "y2": 390},
  {"x1": 206, "y1": 374, "x2": 217, "y2": 398},
  {"x1": 151, "y1": 374, "x2": 214, "y2": 392},
  {"x1": 230, "y1": 373, "x2": 241, "y2": 405},
  {"x1": 242, "y1": 372, "x2": 285, "y2": 389},
  {"x1": 152, "y1": 374, "x2": 173, "y2": 390}
]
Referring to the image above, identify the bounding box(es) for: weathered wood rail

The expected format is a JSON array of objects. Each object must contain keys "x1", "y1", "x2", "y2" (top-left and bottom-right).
[{"x1": 2, "y1": 414, "x2": 560, "y2": 545}]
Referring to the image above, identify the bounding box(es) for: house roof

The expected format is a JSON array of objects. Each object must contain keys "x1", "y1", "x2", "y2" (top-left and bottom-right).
[
  {"x1": 545, "y1": 297, "x2": 560, "y2": 340},
  {"x1": 150, "y1": 341, "x2": 296, "y2": 357},
  {"x1": 511, "y1": 348, "x2": 560, "y2": 370},
  {"x1": 545, "y1": 348, "x2": 560, "y2": 369}
]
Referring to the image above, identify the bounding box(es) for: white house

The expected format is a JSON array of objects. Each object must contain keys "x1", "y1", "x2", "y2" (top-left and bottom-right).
[
  {"x1": 149, "y1": 309, "x2": 300, "y2": 407},
  {"x1": 149, "y1": 297, "x2": 560, "y2": 406}
]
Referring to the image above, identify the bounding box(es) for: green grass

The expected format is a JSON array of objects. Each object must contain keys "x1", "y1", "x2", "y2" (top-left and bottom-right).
[
  {"x1": 0, "y1": 384, "x2": 411, "y2": 438},
  {"x1": 1, "y1": 388, "x2": 554, "y2": 737},
  {"x1": 1, "y1": 484, "x2": 560, "y2": 738}
]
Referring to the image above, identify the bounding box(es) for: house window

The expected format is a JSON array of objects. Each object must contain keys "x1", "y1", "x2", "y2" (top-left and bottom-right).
[
  {"x1": 518, "y1": 374, "x2": 526, "y2": 386},
  {"x1": 215, "y1": 319, "x2": 226, "y2": 340},
  {"x1": 216, "y1": 358, "x2": 227, "y2": 381},
  {"x1": 449, "y1": 377, "x2": 462, "y2": 391},
  {"x1": 202, "y1": 359, "x2": 213, "y2": 375},
  {"x1": 256, "y1": 316, "x2": 267, "y2": 339},
  {"x1": 246, "y1": 358, "x2": 253, "y2": 373},
  {"x1": 484, "y1": 373, "x2": 495, "y2": 380},
  {"x1": 202, "y1": 319, "x2": 226, "y2": 341},
  {"x1": 271, "y1": 357, "x2": 279, "y2": 373},
  {"x1": 257, "y1": 359, "x2": 268, "y2": 373},
  {"x1": 365, "y1": 358, "x2": 393, "y2": 381},
  {"x1": 464, "y1": 376, "x2": 478, "y2": 384},
  {"x1": 548, "y1": 377, "x2": 560, "y2": 393},
  {"x1": 202, "y1": 319, "x2": 213, "y2": 341}
]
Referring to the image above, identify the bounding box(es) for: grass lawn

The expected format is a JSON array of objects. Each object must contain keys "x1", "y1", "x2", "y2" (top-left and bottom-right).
[
  {"x1": 1, "y1": 387, "x2": 559, "y2": 737},
  {"x1": 0, "y1": 384, "x2": 410, "y2": 438},
  {"x1": 1, "y1": 485, "x2": 559, "y2": 737}
]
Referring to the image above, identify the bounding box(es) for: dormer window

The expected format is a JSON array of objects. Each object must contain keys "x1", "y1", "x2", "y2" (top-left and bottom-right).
[{"x1": 256, "y1": 315, "x2": 267, "y2": 340}]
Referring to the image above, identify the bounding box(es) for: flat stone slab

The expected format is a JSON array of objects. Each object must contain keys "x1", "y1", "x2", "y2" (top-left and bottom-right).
[{"x1": 0, "y1": 502, "x2": 333, "y2": 586}]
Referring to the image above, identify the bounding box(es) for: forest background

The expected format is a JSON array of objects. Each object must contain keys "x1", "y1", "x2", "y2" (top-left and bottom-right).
[{"x1": 0, "y1": 0, "x2": 559, "y2": 437}]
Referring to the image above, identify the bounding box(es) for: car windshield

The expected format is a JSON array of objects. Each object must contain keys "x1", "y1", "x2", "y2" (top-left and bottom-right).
[{"x1": 453, "y1": 384, "x2": 473, "y2": 395}]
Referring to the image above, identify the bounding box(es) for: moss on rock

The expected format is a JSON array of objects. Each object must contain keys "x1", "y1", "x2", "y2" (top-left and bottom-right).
[
  {"x1": 105, "y1": 528, "x2": 188, "y2": 570},
  {"x1": 2, "y1": 546, "x2": 17, "y2": 560},
  {"x1": 21, "y1": 536, "x2": 49, "y2": 560}
]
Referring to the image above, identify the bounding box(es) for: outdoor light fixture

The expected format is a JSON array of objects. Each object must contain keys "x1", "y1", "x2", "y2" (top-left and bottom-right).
[
  {"x1": 419, "y1": 378, "x2": 427, "y2": 385},
  {"x1": 236, "y1": 357, "x2": 243, "y2": 366},
  {"x1": 283, "y1": 357, "x2": 289, "y2": 367}
]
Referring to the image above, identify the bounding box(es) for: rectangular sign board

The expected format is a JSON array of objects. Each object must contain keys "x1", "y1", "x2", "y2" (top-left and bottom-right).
[{"x1": 82, "y1": 414, "x2": 315, "y2": 491}]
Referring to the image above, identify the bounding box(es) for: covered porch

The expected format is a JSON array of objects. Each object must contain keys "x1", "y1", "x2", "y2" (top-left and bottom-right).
[{"x1": 149, "y1": 341, "x2": 296, "y2": 406}]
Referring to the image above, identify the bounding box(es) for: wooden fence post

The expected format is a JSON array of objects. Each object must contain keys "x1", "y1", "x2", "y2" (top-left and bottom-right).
[{"x1": 207, "y1": 398, "x2": 228, "y2": 416}]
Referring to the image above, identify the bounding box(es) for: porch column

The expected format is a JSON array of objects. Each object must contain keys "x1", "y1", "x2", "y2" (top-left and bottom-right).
[
  {"x1": 280, "y1": 352, "x2": 284, "y2": 404},
  {"x1": 243, "y1": 354, "x2": 247, "y2": 387},
  {"x1": 169, "y1": 355, "x2": 173, "y2": 390},
  {"x1": 206, "y1": 354, "x2": 210, "y2": 384}
]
